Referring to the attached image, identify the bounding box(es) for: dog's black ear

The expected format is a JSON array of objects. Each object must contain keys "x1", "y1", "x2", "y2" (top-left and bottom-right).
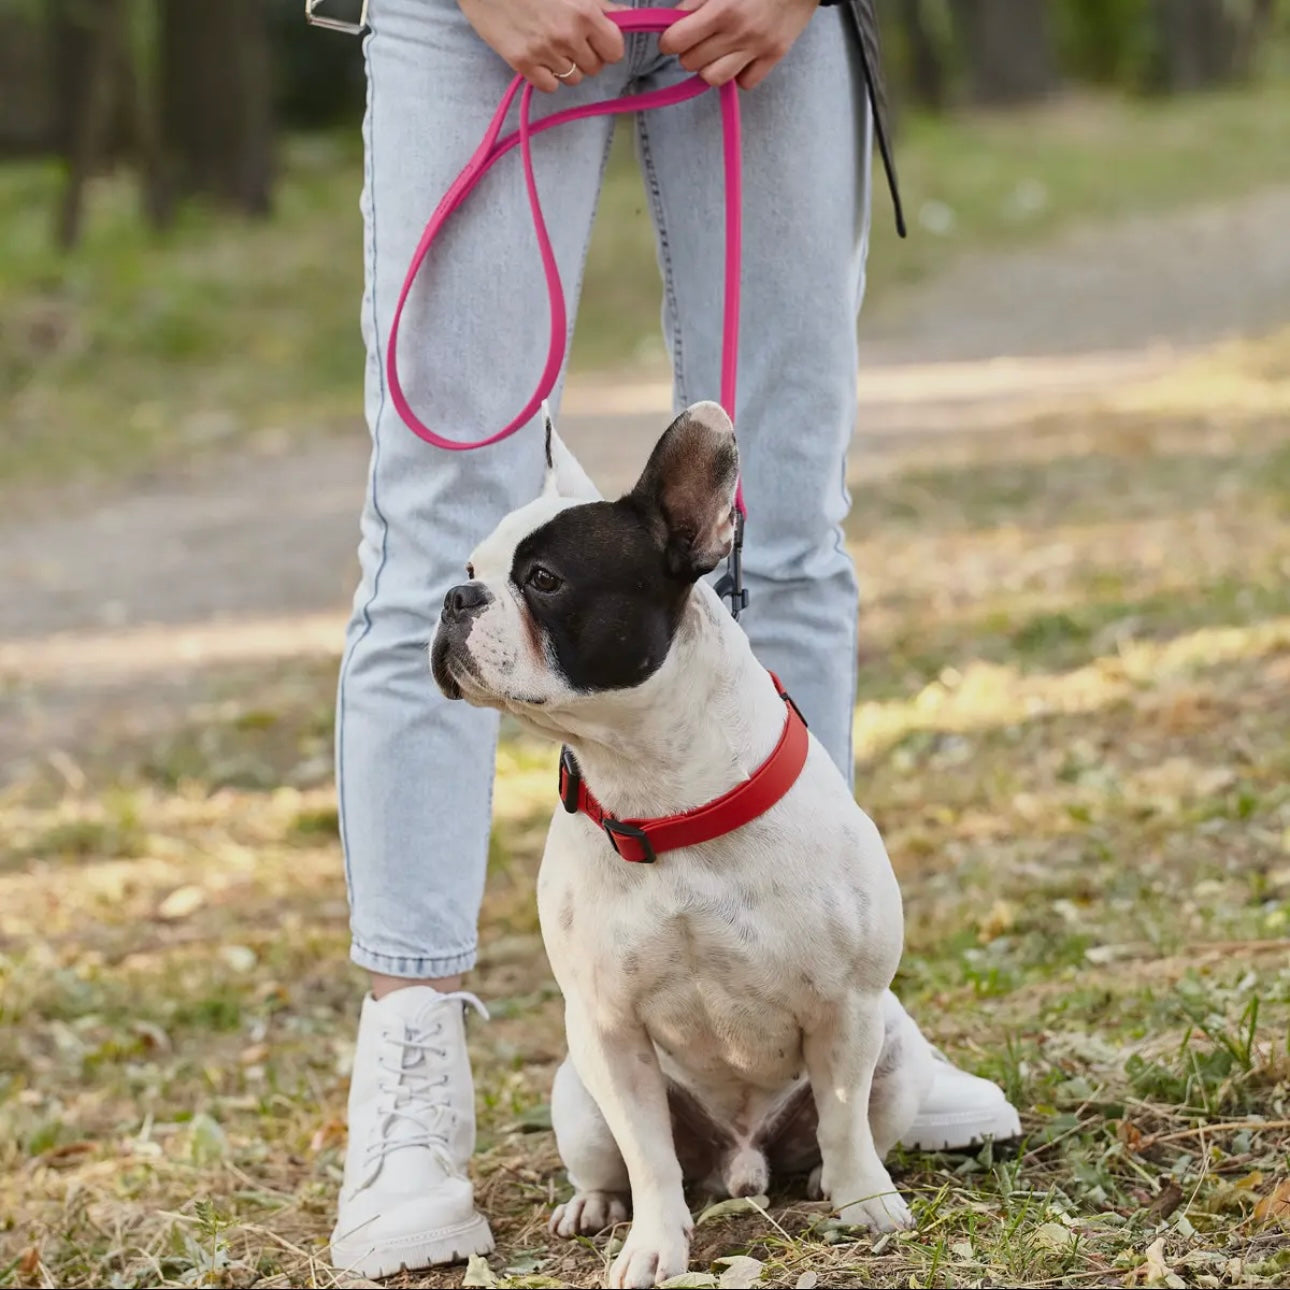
[{"x1": 631, "y1": 401, "x2": 739, "y2": 581}]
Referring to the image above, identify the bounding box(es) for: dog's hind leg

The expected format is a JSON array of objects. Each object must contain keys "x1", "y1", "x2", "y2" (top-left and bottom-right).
[
  {"x1": 548, "y1": 1056, "x2": 631, "y2": 1238},
  {"x1": 868, "y1": 991, "x2": 936, "y2": 1158}
]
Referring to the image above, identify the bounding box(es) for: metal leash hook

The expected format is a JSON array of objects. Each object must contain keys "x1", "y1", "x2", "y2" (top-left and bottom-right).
[
  {"x1": 305, "y1": 0, "x2": 369, "y2": 35},
  {"x1": 714, "y1": 509, "x2": 749, "y2": 621}
]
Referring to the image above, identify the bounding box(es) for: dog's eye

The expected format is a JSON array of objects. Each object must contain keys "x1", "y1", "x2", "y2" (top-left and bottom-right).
[
  {"x1": 527, "y1": 566, "x2": 562, "y2": 594},
  {"x1": 466, "y1": 563, "x2": 475, "y2": 580}
]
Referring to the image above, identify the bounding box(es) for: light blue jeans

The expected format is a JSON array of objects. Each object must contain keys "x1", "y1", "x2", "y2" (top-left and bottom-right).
[{"x1": 338, "y1": 0, "x2": 873, "y2": 978}]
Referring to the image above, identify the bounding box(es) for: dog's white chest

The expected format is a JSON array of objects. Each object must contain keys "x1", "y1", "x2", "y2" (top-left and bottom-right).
[{"x1": 539, "y1": 808, "x2": 886, "y2": 1093}]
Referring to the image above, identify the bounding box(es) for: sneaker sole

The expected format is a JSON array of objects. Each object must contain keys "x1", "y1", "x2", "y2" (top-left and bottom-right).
[
  {"x1": 329, "y1": 1211, "x2": 495, "y2": 1278},
  {"x1": 898, "y1": 1102, "x2": 1023, "y2": 1153}
]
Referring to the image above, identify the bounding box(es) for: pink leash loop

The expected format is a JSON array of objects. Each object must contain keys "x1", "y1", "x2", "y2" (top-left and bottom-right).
[{"x1": 385, "y1": 8, "x2": 744, "y2": 518}]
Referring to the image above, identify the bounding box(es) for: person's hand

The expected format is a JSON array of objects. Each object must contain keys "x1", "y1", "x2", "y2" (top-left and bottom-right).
[
  {"x1": 458, "y1": 0, "x2": 626, "y2": 93},
  {"x1": 658, "y1": 0, "x2": 819, "y2": 90}
]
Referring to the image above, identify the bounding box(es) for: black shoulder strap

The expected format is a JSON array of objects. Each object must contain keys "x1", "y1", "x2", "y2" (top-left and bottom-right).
[{"x1": 842, "y1": 0, "x2": 907, "y2": 239}]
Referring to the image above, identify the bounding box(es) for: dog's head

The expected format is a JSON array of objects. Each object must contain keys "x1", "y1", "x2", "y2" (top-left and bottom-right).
[{"x1": 431, "y1": 401, "x2": 738, "y2": 716}]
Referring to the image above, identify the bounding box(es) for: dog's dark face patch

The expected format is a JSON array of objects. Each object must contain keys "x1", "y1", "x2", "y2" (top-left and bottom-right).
[
  {"x1": 511, "y1": 497, "x2": 688, "y2": 693},
  {"x1": 429, "y1": 403, "x2": 739, "y2": 712}
]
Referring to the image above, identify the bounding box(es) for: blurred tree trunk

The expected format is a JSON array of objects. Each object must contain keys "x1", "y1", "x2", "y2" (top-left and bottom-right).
[
  {"x1": 1149, "y1": 0, "x2": 1273, "y2": 91},
  {"x1": 53, "y1": 0, "x2": 126, "y2": 248},
  {"x1": 897, "y1": 0, "x2": 948, "y2": 112},
  {"x1": 950, "y1": 0, "x2": 1058, "y2": 105},
  {"x1": 158, "y1": 0, "x2": 274, "y2": 214}
]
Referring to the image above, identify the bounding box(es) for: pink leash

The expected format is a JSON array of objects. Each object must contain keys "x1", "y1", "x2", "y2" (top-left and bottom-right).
[{"x1": 385, "y1": 9, "x2": 748, "y2": 613}]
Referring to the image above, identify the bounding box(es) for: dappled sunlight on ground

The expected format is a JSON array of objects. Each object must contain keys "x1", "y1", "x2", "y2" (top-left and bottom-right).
[{"x1": 3, "y1": 347, "x2": 1289, "y2": 1286}]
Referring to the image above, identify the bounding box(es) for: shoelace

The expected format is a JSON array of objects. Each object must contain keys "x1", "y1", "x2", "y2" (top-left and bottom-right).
[{"x1": 363, "y1": 992, "x2": 489, "y2": 1177}]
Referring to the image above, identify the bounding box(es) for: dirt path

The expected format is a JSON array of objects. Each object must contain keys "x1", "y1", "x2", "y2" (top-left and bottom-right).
[{"x1": 4, "y1": 186, "x2": 1290, "y2": 784}]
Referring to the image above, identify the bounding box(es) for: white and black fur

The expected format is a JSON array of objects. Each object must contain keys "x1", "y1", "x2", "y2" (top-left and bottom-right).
[{"x1": 432, "y1": 403, "x2": 934, "y2": 1289}]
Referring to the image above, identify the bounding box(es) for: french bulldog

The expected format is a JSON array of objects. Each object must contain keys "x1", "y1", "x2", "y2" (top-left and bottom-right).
[{"x1": 431, "y1": 402, "x2": 935, "y2": 1288}]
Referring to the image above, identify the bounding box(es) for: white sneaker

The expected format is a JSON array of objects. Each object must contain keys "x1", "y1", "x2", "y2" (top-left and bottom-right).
[
  {"x1": 329, "y1": 987, "x2": 496, "y2": 1278},
  {"x1": 898, "y1": 1050, "x2": 1022, "y2": 1152}
]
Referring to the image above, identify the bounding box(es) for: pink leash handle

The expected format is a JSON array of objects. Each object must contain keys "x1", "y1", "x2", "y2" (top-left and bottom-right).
[{"x1": 385, "y1": 8, "x2": 744, "y2": 515}]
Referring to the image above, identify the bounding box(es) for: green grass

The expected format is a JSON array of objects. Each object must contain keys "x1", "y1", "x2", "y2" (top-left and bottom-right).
[
  {"x1": 3, "y1": 358, "x2": 1289, "y2": 1286},
  {"x1": 3, "y1": 79, "x2": 1290, "y2": 487}
]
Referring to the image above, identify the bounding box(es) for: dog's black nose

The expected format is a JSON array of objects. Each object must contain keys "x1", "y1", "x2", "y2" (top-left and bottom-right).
[{"x1": 442, "y1": 582, "x2": 490, "y2": 621}]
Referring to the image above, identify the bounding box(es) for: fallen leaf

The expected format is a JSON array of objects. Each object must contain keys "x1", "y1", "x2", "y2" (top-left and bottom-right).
[
  {"x1": 131, "y1": 1020, "x2": 172, "y2": 1053},
  {"x1": 1032, "y1": 1222, "x2": 1075, "y2": 1252},
  {"x1": 156, "y1": 885, "x2": 206, "y2": 921},
  {"x1": 38, "y1": 1140, "x2": 96, "y2": 1168},
  {"x1": 696, "y1": 1195, "x2": 767, "y2": 1225},
  {"x1": 187, "y1": 1112, "x2": 227, "y2": 1164},
  {"x1": 716, "y1": 1254, "x2": 764, "y2": 1287},
  {"x1": 462, "y1": 1253, "x2": 499, "y2": 1288},
  {"x1": 977, "y1": 898, "x2": 1016, "y2": 941},
  {"x1": 1253, "y1": 1177, "x2": 1290, "y2": 1226},
  {"x1": 309, "y1": 1119, "x2": 347, "y2": 1153},
  {"x1": 503, "y1": 1254, "x2": 548, "y2": 1276},
  {"x1": 1127, "y1": 1237, "x2": 1185, "y2": 1289},
  {"x1": 18, "y1": 1247, "x2": 40, "y2": 1279},
  {"x1": 219, "y1": 945, "x2": 258, "y2": 973},
  {"x1": 950, "y1": 1239, "x2": 975, "y2": 1261},
  {"x1": 515, "y1": 1101, "x2": 553, "y2": 1133},
  {"x1": 658, "y1": 1276, "x2": 718, "y2": 1289},
  {"x1": 794, "y1": 1274, "x2": 818, "y2": 1290},
  {"x1": 1146, "y1": 1181, "x2": 1184, "y2": 1222}
]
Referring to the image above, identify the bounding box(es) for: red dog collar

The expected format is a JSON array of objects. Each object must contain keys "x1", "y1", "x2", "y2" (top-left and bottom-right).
[{"x1": 557, "y1": 673, "x2": 809, "y2": 863}]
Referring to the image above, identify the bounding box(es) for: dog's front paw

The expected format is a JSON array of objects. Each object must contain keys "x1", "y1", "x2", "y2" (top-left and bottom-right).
[
  {"x1": 550, "y1": 1190, "x2": 630, "y2": 1238},
  {"x1": 837, "y1": 1185, "x2": 914, "y2": 1233},
  {"x1": 607, "y1": 1219, "x2": 691, "y2": 1288},
  {"x1": 817, "y1": 1165, "x2": 913, "y2": 1232}
]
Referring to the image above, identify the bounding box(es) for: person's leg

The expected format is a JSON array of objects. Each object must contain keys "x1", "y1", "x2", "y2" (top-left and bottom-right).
[
  {"x1": 332, "y1": 0, "x2": 628, "y2": 1274},
  {"x1": 633, "y1": 4, "x2": 866, "y2": 774},
  {"x1": 634, "y1": 4, "x2": 1021, "y2": 1152}
]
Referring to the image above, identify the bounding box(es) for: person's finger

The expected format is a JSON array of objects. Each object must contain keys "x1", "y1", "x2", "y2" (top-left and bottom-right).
[
  {"x1": 737, "y1": 54, "x2": 778, "y2": 91},
  {"x1": 658, "y1": 0, "x2": 725, "y2": 58},
  {"x1": 673, "y1": 32, "x2": 740, "y2": 74},
  {"x1": 697, "y1": 49, "x2": 753, "y2": 88},
  {"x1": 522, "y1": 59, "x2": 562, "y2": 93},
  {"x1": 565, "y1": 33, "x2": 604, "y2": 78},
  {"x1": 548, "y1": 55, "x2": 585, "y2": 88},
  {"x1": 591, "y1": 3, "x2": 627, "y2": 64}
]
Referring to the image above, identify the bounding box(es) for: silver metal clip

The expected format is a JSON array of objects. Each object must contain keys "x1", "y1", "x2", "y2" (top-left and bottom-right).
[{"x1": 305, "y1": 0, "x2": 369, "y2": 35}]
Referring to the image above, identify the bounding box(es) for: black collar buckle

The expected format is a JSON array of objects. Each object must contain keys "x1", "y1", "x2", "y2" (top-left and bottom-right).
[
  {"x1": 602, "y1": 818, "x2": 657, "y2": 864},
  {"x1": 558, "y1": 746, "x2": 581, "y2": 813}
]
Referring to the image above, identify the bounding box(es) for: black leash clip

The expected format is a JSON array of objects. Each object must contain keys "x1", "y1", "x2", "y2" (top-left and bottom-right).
[{"x1": 714, "y1": 508, "x2": 749, "y2": 621}]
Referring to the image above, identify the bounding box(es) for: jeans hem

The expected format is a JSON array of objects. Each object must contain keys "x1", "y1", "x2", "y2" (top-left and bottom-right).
[{"x1": 350, "y1": 941, "x2": 479, "y2": 979}]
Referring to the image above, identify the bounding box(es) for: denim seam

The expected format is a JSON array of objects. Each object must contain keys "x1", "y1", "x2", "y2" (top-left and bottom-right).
[
  {"x1": 844, "y1": 67, "x2": 876, "y2": 794},
  {"x1": 562, "y1": 124, "x2": 620, "y2": 359},
  {"x1": 337, "y1": 21, "x2": 391, "y2": 903},
  {"x1": 635, "y1": 113, "x2": 688, "y2": 406}
]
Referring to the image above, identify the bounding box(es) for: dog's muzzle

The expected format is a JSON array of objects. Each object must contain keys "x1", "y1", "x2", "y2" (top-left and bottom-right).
[
  {"x1": 432, "y1": 582, "x2": 492, "y2": 699},
  {"x1": 441, "y1": 581, "x2": 492, "y2": 625}
]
